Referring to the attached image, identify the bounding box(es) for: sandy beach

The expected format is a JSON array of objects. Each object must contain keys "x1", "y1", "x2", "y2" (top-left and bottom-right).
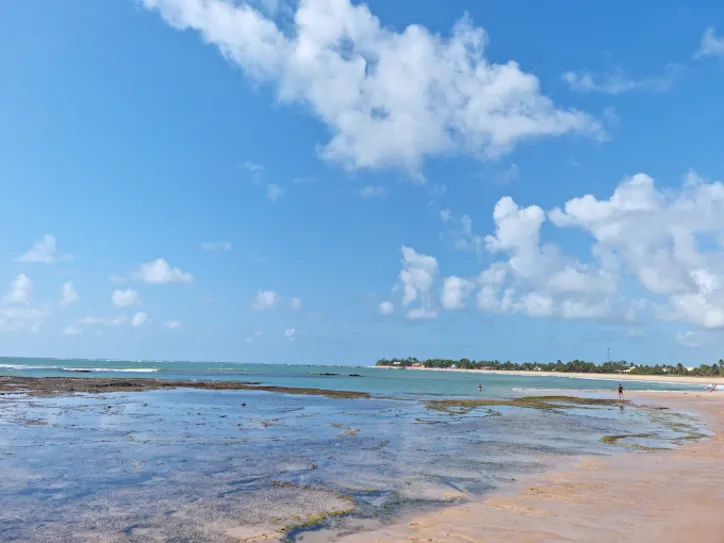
[
  {"x1": 377, "y1": 366, "x2": 721, "y2": 386},
  {"x1": 341, "y1": 390, "x2": 724, "y2": 543}
]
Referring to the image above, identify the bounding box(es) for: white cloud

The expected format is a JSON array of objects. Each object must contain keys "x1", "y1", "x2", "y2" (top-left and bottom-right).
[
  {"x1": 243, "y1": 160, "x2": 265, "y2": 173},
  {"x1": 387, "y1": 171, "x2": 724, "y2": 328},
  {"x1": 78, "y1": 315, "x2": 127, "y2": 326},
  {"x1": 0, "y1": 307, "x2": 50, "y2": 333},
  {"x1": 266, "y1": 183, "x2": 286, "y2": 201},
  {"x1": 696, "y1": 27, "x2": 724, "y2": 59},
  {"x1": 290, "y1": 297, "x2": 302, "y2": 310},
  {"x1": 133, "y1": 258, "x2": 193, "y2": 284},
  {"x1": 0, "y1": 276, "x2": 49, "y2": 331},
  {"x1": 441, "y1": 212, "x2": 483, "y2": 255},
  {"x1": 200, "y1": 241, "x2": 232, "y2": 251},
  {"x1": 437, "y1": 170, "x2": 724, "y2": 329},
  {"x1": 112, "y1": 288, "x2": 140, "y2": 308},
  {"x1": 441, "y1": 276, "x2": 475, "y2": 310},
  {"x1": 379, "y1": 300, "x2": 394, "y2": 315},
  {"x1": 357, "y1": 185, "x2": 388, "y2": 199},
  {"x1": 406, "y1": 307, "x2": 437, "y2": 320},
  {"x1": 165, "y1": 320, "x2": 181, "y2": 329},
  {"x1": 391, "y1": 246, "x2": 439, "y2": 319},
  {"x1": 63, "y1": 325, "x2": 83, "y2": 336},
  {"x1": 131, "y1": 312, "x2": 148, "y2": 327},
  {"x1": 142, "y1": 0, "x2": 603, "y2": 172},
  {"x1": 17, "y1": 235, "x2": 73, "y2": 263},
  {"x1": 562, "y1": 65, "x2": 682, "y2": 95},
  {"x1": 676, "y1": 331, "x2": 703, "y2": 348},
  {"x1": 284, "y1": 327, "x2": 296, "y2": 340},
  {"x1": 60, "y1": 282, "x2": 79, "y2": 308},
  {"x1": 2, "y1": 274, "x2": 33, "y2": 306},
  {"x1": 251, "y1": 290, "x2": 279, "y2": 310},
  {"x1": 547, "y1": 171, "x2": 724, "y2": 328}
]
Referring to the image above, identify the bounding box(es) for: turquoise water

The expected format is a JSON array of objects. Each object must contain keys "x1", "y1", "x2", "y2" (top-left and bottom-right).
[{"x1": 0, "y1": 357, "x2": 706, "y2": 396}]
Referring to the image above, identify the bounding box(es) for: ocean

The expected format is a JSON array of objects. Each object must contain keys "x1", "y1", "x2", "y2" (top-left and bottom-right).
[
  {"x1": 0, "y1": 356, "x2": 706, "y2": 395},
  {"x1": 0, "y1": 357, "x2": 709, "y2": 542}
]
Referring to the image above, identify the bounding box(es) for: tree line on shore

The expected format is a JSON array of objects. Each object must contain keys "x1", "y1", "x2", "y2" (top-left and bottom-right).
[{"x1": 376, "y1": 358, "x2": 724, "y2": 377}]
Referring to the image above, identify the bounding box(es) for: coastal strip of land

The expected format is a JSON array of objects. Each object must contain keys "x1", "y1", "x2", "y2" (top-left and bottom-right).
[
  {"x1": 341, "y1": 391, "x2": 724, "y2": 543},
  {"x1": 0, "y1": 376, "x2": 370, "y2": 399},
  {"x1": 375, "y1": 365, "x2": 721, "y2": 386}
]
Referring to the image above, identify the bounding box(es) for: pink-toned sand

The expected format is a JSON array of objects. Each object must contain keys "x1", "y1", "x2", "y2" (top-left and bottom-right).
[{"x1": 340, "y1": 391, "x2": 724, "y2": 543}]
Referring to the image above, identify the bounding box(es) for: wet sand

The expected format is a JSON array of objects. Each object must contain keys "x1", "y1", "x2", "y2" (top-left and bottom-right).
[
  {"x1": 0, "y1": 376, "x2": 369, "y2": 399},
  {"x1": 340, "y1": 391, "x2": 724, "y2": 543}
]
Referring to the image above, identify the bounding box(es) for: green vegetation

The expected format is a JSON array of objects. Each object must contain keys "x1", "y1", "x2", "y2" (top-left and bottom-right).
[
  {"x1": 281, "y1": 508, "x2": 354, "y2": 533},
  {"x1": 377, "y1": 357, "x2": 724, "y2": 377},
  {"x1": 426, "y1": 395, "x2": 627, "y2": 414},
  {"x1": 0, "y1": 376, "x2": 371, "y2": 399},
  {"x1": 601, "y1": 433, "x2": 664, "y2": 451}
]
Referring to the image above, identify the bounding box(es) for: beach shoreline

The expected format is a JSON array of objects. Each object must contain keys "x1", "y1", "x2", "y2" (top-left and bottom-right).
[
  {"x1": 373, "y1": 365, "x2": 721, "y2": 386},
  {"x1": 3, "y1": 375, "x2": 720, "y2": 542},
  {"x1": 340, "y1": 390, "x2": 724, "y2": 543}
]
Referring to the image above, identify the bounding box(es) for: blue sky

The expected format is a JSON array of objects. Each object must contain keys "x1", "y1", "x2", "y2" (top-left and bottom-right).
[{"x1": 2, "y1": 0, "x2": 724, "y2": 365}]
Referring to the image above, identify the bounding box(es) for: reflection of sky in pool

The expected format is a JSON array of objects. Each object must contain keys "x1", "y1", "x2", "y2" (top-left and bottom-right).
[{"x1": 0, "y1": 388, "x2": 706, "y2": 542}]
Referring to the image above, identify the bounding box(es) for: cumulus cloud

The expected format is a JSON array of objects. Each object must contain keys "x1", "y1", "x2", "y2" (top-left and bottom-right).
[
  {"x1": 17, "y1": 235, "x2": 73, "y2": 263},
  {"x1": 60, "y1": 282, "x2": 79, "y2": 308},
  {"x1": 290, "y1": 297, "x2": 302, "y2": 310},
  {"x1": 131, "y1": 312, "x2": 148, "y2": 327},
  {"x1": 2, "y1": 274, "x2": 34, "y2": 306},
  {"x1": 390, "y1": 246, "x2": 440, "y2": 319},
  {"x1": 562, "y1": 65, "x2": 683, "y2": 95},
  {"x1": 548, "y1": 171, "x2": 724, "y2": 329},
  {"x1": 200, "y1": 241, "x2": 232, "y2": 251},
  {"x1": 284, "y1": 327, "x2": 296, "y2": 340},
  {"x1": 379, "y1": 300, "x2": 394, "y2": 315},
  {"x1": 142, "y1": 0, "x2": 603, "y2": 172},
  {"x1": 133, "y1": 259, "x2": 193, "y2": 284},
  {"x1": 696, "y1": 27, "x2": 724, "y2": 59},
  {"x1": 165, "y1": 320, "x2": 181, "y2": 329},
  {"x1": 0, "y1": 307, "x2": 49, "y2": 333},
  {"x1": 387, "y1": 170, "x2": 724, "y2": 331},
  {"x1": 266, "y1": 183, "x2": 286, "y2": 201},
  {"x1": 250, "y1": 290, "x2": 279, "y2": 310},
  {"x1": 0, "y1": 275, "x2": 50, "y2": 332},
  {"x1": 112, "y1": 288, "x2": 140, "y2": 308},
  {"x1": 441, "y1": 276, "x2": 475, "y2": 310},
  {"x1": 357, "y1": 185, "x2": 388, "y2": 199}
]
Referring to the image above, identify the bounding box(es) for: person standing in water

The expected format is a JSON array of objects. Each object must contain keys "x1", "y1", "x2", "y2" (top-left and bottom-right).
[
  {"x1": 478, "y1": 384, "x2": 482, "y2": 392},
  {"x1": 618, "y1": 383, "x2": 624, "y2": 399}
]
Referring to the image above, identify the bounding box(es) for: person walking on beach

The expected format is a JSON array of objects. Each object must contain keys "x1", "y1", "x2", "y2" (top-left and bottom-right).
[{"x1": 618, "y1": 383, "x2": 624, "y2": 400}]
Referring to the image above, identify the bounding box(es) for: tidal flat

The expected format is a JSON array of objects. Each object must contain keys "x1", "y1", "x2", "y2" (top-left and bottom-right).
[{"x1": 0, "y1": 377, "x2": 707, "y2": 542}]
